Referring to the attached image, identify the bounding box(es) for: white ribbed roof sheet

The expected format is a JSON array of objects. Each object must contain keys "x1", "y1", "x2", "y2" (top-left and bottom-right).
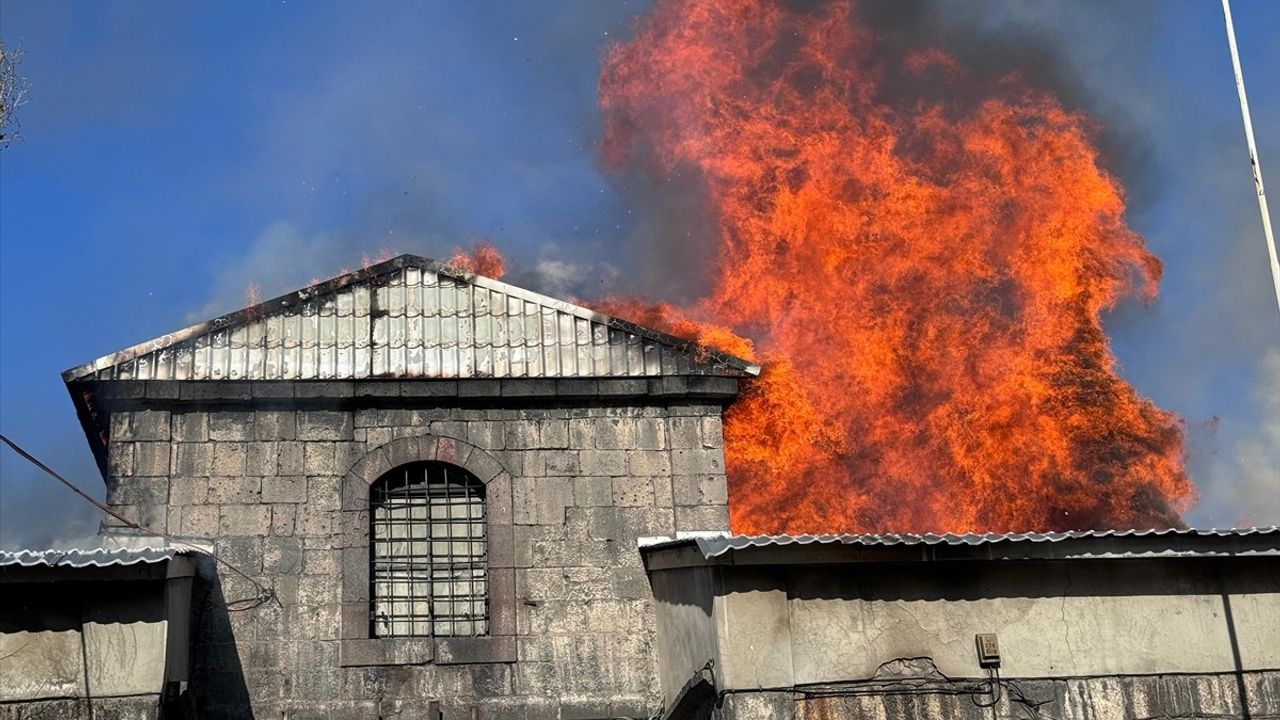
[
  {"x1": 63, "y1": 255, "x2": 758, "y2": 383},
  {"x1": 0, "y1": 546, "x2": 183, "y2": 568},
  {"x1": 640, "y1": 526, "x2": 1280, "y2": 560}
]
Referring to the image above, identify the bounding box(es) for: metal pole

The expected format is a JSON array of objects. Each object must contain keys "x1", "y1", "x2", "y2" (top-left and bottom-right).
[{"x1": 1221, "y1": 0, "x2": 1280, "y2": 314}]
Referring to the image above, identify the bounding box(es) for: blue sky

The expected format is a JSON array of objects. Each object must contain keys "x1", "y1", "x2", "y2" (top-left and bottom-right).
[{"x1": 1, "y1": 1, "x2": 1277, "y2": 546}]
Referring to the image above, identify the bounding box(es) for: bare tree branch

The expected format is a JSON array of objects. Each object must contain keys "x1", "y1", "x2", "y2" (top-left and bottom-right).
[{"x1": 0, "y1": 40, "x2": 31, "y2": 148}]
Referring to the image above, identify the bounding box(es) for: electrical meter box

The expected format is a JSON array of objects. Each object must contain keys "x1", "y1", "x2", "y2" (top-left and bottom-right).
[{"x1": 975, "y1": 633, "x2": 1001, "y2": 669}]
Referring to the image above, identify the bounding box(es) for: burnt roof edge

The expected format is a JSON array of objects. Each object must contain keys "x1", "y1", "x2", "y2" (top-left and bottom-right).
[
  {"x1": 639, "y1": 528, "x2": 1280, "y2": 570},
  {"x1": 61, "y1": 254, "x2": 761, "y2": 383}
]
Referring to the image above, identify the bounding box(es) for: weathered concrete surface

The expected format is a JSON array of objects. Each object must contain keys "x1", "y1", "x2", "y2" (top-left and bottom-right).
[
  {"x1": 782, "y1": 672, "x2": 1280, "y2": 720},
  {"x1": 648, "y1": 552, "x2": 1280, "y2": 719},
  {"x1": 0, "y1": 695, "x2": 161, "y2": 720},
  {"x1": 0, "y1": 581, "x2": 168, "y2": 703},
  {"x1": 651, "y1": 567, "x2": 718, "y2": 700},
  {"x1": 101, "y1": 394, "x2": 734, "y2": 718},
  {"x1": 0, "y1": 627, "x2": 83, "y2": 700}
]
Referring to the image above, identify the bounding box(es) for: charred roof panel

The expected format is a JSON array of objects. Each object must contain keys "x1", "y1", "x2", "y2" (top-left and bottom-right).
[
  {"x1": 63, "y1": 255, "x2": 759, "y2": 383},
  {"x1": 640, "y1": 527, "x2": 1280, "y2": 566}
]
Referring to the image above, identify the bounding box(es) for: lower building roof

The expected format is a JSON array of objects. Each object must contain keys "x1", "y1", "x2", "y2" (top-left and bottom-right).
[{"x1": 639, "y1": 526, "x2": 1280, "y2": 569}]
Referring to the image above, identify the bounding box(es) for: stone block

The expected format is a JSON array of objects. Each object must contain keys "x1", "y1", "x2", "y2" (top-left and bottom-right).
[
  {"x1": 379, "y1": 436, "x2": 417, "y2": 468},
  {"x1": 654, "y1": 476, "x2": 674, "y2": 507},
  {"x1": 298, "y1": 509, "x2": 334, "y2": 537},
  {"x1": 277, "y1": 442, "x2": 305, "y2": 475},
  {"x1": 457, "y1": 378, "x2": 501, "y2": 397},
  {"x1": 578, "y1": 450, "x2": 628, "y2": 477},
  {"x1": 170, "y1": 478, "x2": 209, "y2": 506},
  {"x1": 172, "y1": 412, "x2": 209, "y2": 442},
  {"x1": 354, "y1": 381, "x2": 400, "y2": 397},
  {"x1": 627, "y1": 450, "x2": 671, "y2": 477},
  {"x1": 632, "y1": 418, "x2": 666, "y2": 450},
  {"x1": 612, "y1": 568, "x2": 652, "y2": 600},
  {"x1": 251, "y1": 381, "x2": 294, "y2": 399},
  {"x1": 211, "y1": 443, "x2": 248, "y2": 476},
  {"x1": 217, "y1": 536, "x2": 263, "y2": 575},
  {"x1": 341, "y1": 547, "x2": 369, "y2": 603},
  {"x1": 675, "y1": 504, "x2": 729, "y2": 533},
  {"x1": 513, "y1": 477, "x2": 537, "y2": 525},
  {"x1": 673, "y1": 474, "x2": 729, "y2": 506},
  {"x1": 302, "y1": 548, "x2": 337, "y2": 577},
  {"x1": 431, "y1": 436, "x2": 469, "y2": 469},
  {"x1": 178, "y1": 505, "x2": 219, "y2": 537},
  {"x1": 483, "y1": 475, "x2": 511, "y2": 527},
  {"x1": 469, "y1": 664, "x2": 513, "y2": 698},
  {"x1": 400, "y1": 380, "x2": 457, "y2": 397},
  {"x1": 700, "y1": 416, "x2": 725, "y2": 448},
  {"x1": 145, "y1": 380, "x2": 180, "y2": 399},
  {"x1": 518, "y1": 635, "x2": 554, "y2": 662},
  {"x1": 207, "y1": 476, "x2": 261, "y2": 504},
  {"x1": 130, "y1": 410, "x2": 171, "y2": 441},
  {"x1": 219, "y1": 504, "x2": 272, "y2": 536},
  {"x1": 298, "y1": 411, "x2": 354, "y2": 441},
  {"x1": 513, "y1": 661, "x2": 561, "y2": 696},
  {"x1": 263, "y1": 476, "x2": 308, "y2": 503},
  {"x1": 667, "y1": 416, "x2": 701, "y2": 449},
  {"x1": 545, "y1": 450, "x2": 579, "y2": 475},
  {"x1": 573, "y1": 477, "x2": 613, "y2": 507},
  {"x1": 245, "y1": 442, "x2": 278, "y2": 476},
  {"x1": 263, "y1": 537, "x2": 303, "y2": 575},
  {"x1": 434, "y1": 636, "x2": 517, "y2": 665},
  {"x1": 271, "y1": 504, "x2": 297, "y2": 536},
  {"x1": 130, "y1": 442, "x2": 170, "y2": 477},
  {"x1": 612, "y1": 477, "x2": 656, "y2": 508},
  {"x1": 503, "y1": 421, "x2": 541, "y2": 450},
  {"x1": 173, "y1": 442, "x2": 212, "y2": 476},
  {"x1": 671, "y1": 447, "x2": 723, "y2": 475},
  {"x1": 210, "y1": 411, "x2": 254, "y2": 441},
  {"x1": 296, "y1": 381, "x2": 354, "y2": 399},
  {"x1": 113, "y1": 476, "x2": 168, "y2": 506},
  {"x1": 518, "y1": 568, "x2": 567, "y2": 601},
  {"x1": 108, "y1": 443, "x2": 134, "y2": 478},
  {"x1": 500, "y1": 378, "x2": 556, "y2": 397},
  {"x1": 307, "y1": 476, "x2": 340, "y2": 512},
  {"x1": 596, "y1": 378, "x2": 648, "y2": 396},
  {"x1": 466, "y1": 449, "x2": 505, "y2": 484},
  {"x1": 536, "y1": 477, "x2": 573, "y2": 526},
  {"x1": 304, "y1": 443, "x2": 338, "y2": 475},
  {"x1": 539, "y1": 419, "x2": 570, "y2": 449},
  {"x1": 254, "y1": 410, "x2": 297, "y2": 440}
]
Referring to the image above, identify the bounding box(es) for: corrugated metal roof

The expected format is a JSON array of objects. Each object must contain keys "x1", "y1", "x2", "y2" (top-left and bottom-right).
[
  {"x1": 640, "y1": 526, "x2": 1280, "y2": 560},
  {"x1": 63, "y1": 255, "x2": 759, "y2": 383},
  {"x1": 0, "y1": 546, "x2": 184, "y2": 568}
]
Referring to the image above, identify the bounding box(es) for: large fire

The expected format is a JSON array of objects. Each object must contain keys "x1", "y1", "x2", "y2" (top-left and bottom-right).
[{"x1": 595, "y1": 0, "x2": 1193, "y2": 533}]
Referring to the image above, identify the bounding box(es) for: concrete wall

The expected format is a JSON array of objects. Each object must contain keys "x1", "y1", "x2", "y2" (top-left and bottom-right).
[
  {"x1": 648, "y1": 556, "x2": 1280, "y2": 720},
  {"x1": 100, "y1": 384, "x2": 733, "y2": 719},
  {"x1": 0, "y1": 579, "x2": 169, "y2": 717}
]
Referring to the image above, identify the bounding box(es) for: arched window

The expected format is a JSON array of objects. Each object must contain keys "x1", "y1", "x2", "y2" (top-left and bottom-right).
[{"x1": 369, "y1": 461, "x2": 488, "y2": 638}]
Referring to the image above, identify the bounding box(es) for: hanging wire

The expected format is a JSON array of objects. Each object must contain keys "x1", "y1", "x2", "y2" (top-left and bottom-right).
[{"x1": 0, "y1": 432, "x2": 274, "y2": 611}]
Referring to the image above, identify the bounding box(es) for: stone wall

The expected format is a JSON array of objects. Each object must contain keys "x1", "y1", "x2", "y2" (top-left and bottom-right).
[
  {"x1": 98, "y1": 381, "x2": 733, "y2": 719},
  {"x1": 716, "y1": 672, "x2": 1280, "y2": 720}
]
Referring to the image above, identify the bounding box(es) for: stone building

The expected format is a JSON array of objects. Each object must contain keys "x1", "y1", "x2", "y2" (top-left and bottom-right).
[
  {"x1": 641, "y1": 529, "x2": 1280, "y2": 720},
  {"x1": 58, "y1": 255, "x2": 758, "y2": 718}
]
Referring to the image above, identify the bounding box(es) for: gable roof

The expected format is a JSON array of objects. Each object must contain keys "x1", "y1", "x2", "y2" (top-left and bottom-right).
[{"x1": 63, "y1": 255, "x2": 759, "y2": 384}]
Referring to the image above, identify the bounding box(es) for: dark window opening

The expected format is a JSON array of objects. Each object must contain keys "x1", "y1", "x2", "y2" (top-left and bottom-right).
[{"x1": 369, "y1": 462, "x2": 488, "y2": 638}]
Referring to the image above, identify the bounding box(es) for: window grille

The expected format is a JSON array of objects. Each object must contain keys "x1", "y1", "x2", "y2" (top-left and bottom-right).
[{"x1": 370, "y1": 462, "x2": 488, "y2": 638}]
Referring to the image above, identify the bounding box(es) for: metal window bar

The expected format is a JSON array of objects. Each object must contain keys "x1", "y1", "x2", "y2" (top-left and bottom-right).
[{"x1": 370, "y1": 462, "x2": 488, "y2": 638}]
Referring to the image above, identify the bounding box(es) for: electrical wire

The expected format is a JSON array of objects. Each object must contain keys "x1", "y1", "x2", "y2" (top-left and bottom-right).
[{"x1": 0, "y1": 432, "x2": 274, "y2": 611}]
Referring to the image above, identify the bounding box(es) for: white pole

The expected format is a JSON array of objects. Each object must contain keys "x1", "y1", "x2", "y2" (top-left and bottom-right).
[{"x1": 1221, "y1": 0, "x2": 1280, "y2": 314}]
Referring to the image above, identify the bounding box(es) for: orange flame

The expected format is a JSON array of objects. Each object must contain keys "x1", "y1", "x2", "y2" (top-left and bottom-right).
[
  {"x1": 449, "y1": 241, "x2": 507, "y2": 279},
  {"x1": 598, "y1": 0, "x2": 1193, "y2": 533}
]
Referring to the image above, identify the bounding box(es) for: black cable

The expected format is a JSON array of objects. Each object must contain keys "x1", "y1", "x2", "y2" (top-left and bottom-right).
[{"x1": 0, "y1": 432, "x2": 274, "y2": 611}]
